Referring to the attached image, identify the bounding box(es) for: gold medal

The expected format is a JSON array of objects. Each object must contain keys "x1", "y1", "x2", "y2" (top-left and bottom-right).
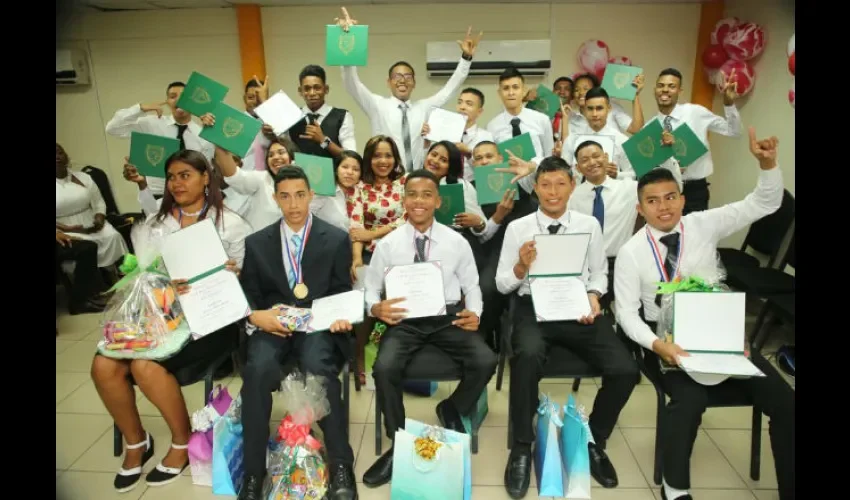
[{"x1": 293, "y1": 283, "x2": 309, "y2": 299}]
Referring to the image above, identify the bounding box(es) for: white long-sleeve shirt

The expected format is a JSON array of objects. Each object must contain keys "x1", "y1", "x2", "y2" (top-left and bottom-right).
[
  {"x1": 562, "y1": 122, "x2": 635, "y2": 180},
  {"x1": 650, "y1": 103, "x2": 742, "y2": 181},
  {"x1": 614, "y1": 166, "x2": 784, "y2": 350},
  {"x1": 105, "y1": 103, "x2": 214, "y2": 195},
  {"x1": 486, "y1": 107, "x2": 555, "y2": 195},
  {"x1": 342, "y1": 57, "x2": 471, "y2": 170},
  {"x1": 295, "y1": 103, "x2": 357, "y2": 152},
  {"x1": 569, "y1": 101, "x2": 633, "y2": 135},
  {"x1": 461, "y1": 124, "x2": 494, "y2": 183}
]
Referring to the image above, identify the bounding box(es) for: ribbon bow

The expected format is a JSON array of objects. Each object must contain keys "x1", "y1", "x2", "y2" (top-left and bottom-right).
[
  {"x1": 537, "y1": 394, "x2": 563, "y2": 428},
  {"x1": 108, "y1": 254, "x2": 166, "y2": 292},
  {"x1": 277, "y1": 415, "x2": 322, "y2": 451},
  {"x1": 655, "y1": 276, "x2": 719, "y2": 296}
]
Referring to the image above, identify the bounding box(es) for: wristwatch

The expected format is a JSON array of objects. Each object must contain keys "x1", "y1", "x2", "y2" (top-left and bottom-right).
[
  {"x1": 320, "y1": 137, "x2": 331, "y2": 149},
  {"x1": 461, "y1": 53, "x2": 473, "y2": 62}
]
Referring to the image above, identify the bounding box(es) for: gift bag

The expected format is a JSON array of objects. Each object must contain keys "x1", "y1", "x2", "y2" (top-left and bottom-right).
[
  {"x1": 461, "y1": 389, "x2": 489, "y2": 434},
  {"x1": 560, "y1": 393, "x2": 591, "y2": 499},
  {"x1": 402, "y1": 380, "x2": 438, "y2": 397},
  {"x1": 390, "y1": 419, "x2": 468, "y2": 500},
  {"x1": 212, "y1": 394, "x2": 245, "y2": 496},
  {"x1": 188, "y1": 385, "x2": 233, "y2": 486},
  {"x1": 534, "y1": 395, "x2": 565, "y2": 497},
  {"x1": 364, "y1": 342, "x2": 377, "y2": 391}
]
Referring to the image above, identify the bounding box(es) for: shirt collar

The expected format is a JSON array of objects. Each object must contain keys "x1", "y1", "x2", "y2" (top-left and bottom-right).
[
  {"x1": 301, "y1": 103, "x2": 332, "y2": 117},
  {"x1": 535, "y1": 209, "x2": 572, "y2": 229},
  {"x1": 407, "y1": 221, "x2": 438, "y2": 243},
  {"x1": 646, "y1": 220, "x2": 682, "y2": 240},
  {"x1": 659, "y1": 103, "x2": 684, "y2": 122}
]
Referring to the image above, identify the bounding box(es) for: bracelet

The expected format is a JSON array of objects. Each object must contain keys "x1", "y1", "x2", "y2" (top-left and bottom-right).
[{"x1": 461, "y1": 53, "x2": 473, "y2": 61}]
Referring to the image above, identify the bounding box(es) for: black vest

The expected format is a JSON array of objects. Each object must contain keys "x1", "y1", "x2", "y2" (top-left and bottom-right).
[{"x1": 289, "y1": 107, "x2": 347, "y2": 158}]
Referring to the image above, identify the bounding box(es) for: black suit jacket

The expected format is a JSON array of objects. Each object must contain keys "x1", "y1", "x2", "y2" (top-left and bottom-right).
[{"x1": 240, "y1": 216, "x2": 354, "y2": 350}]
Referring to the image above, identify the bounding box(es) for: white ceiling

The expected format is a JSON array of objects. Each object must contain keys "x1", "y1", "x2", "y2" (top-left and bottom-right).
[{"x1": 79, "y1": 0, "x2": 705, "y2": 12}]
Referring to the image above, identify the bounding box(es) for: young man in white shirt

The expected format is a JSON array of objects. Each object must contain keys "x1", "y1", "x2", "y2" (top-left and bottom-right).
[
  {"x1": 361, "y1": 169, "x2": 497, "y2": 488},
  {"x1": 522, "y1": 75, "x2": 574, "y2": 141},
  {"x1": 562, "y1": 87, "x2": 636, "y2": 179},
  {"x1": 335, "y1": 8, "x2": 480, "y2": 171},
  {"x1": 105, "y1": 81, "x2": 214, "y2": 197},
  {"x1": 497, "y1": 157, "x2": 638, "y2": 498},
  {"x1": 287, "y1": 64, "x2": 357, "y2": 160},
  {"x1": 614, "y1": 128, "x2": 794, "y2": 500},
  {"x1": 455, "y1": 87, "x2": 495, "y2": 182},
  {"x1": 571, "y1": 73, "x2": 645, "y2": 136},
  {"x1": 651, "y1": 67, "x2": 742, "y2": 214}
]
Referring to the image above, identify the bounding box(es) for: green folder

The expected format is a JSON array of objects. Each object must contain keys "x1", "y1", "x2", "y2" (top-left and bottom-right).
[
  {"x1": 435, "y1": 183, "x2": 465, "y2": 226},
  {"x1": 294, "y1": 152, "x2": 336, "y2": 197},
  {"x1": 497, "y1": 133, "x2": 535, "y2": 162},
  {"x1": 671, "y1": 123, "x2": 709, "y2": 168},
  {"x1": 622, "y1": 119, "x2": 675, "y2": 178},
  {"x1": 473, "y1": 163, "x2": 520, "y2": 205},
  {"x1": 526, "y1": 84, "x2": 561, "y2": 119},
  {"x1": 199, "y1": 102, "x2": 262, "y2": 158},
  {"x1": 175, "y1": 71, "x2": 229, "y2": 117},
  {"x1": 325, "y1": 25, "x2": 369, "y2": 66},
  {"x1": 600, "y1": 63, "x2": 643, "y2": 101},
  {"x1": 128, "y1": 132, "x2": 180, "y2": 179}
]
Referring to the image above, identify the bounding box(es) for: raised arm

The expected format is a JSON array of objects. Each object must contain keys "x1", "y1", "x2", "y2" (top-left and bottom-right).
[
  {"x1": 104, "y1": 102, "x2": 164, "y2": 137},
  {"x1": 708, "y1": 70, "x2": 743, "y2": 137},
  {"x1": 623, "y1": 73, "x2": 646, "y2": 135},
  {"x1": 419, "y1": 28, "x2": 481, "y2": 108}
]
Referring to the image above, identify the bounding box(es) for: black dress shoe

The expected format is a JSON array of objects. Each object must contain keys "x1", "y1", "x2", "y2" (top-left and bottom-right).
[
  {"x1": 503, "y1": 445, "x2": 532, "y2": 499},
  {"x1": 588, "y1": 442, "x2": 618, "y2": 488},
  {"x1": 328, "y1": 463, "x2": 358, "y2": 500},
  {"x1": 660, "y1": 488, "x2": 692, "y2": 500},
  {"x1": 362, "y1": 448, "x2": 393, "y2": 487},
  {"x1": 436, "y1": 399, "x2": 466, "y2": 433},
  {"x1": 237, "y1": 474, "x2": 265, "y2": 500}
]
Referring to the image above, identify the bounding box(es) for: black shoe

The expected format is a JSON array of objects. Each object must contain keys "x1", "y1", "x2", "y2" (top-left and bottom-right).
[
  {"x1": 503, "y1": 444, "x2": 532, "y2": 499},
  {"x1": 237, "y1": 474, "x2": 265, "y2": 500},
  {"x1": 113, "y1": 432, "x2": 155, "y2": 493},
  {"x1": 328, "y1": 463, "x2": 358, "y2": 500},
  {"x1": 362, "y1": 448, "x2": 393, "y2": 487},
  {"x1": 660, "y1": 488, "x2": 692, "y2": 500},
  {"x1": 588, "y1": 442, "x2": 618, "y2": 488},
  {"x1": 436, "y1": 399, "x2": 466, "y2": 433}
]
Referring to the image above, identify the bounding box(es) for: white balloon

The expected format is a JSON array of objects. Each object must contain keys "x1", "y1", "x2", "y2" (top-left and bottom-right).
[{"x1": 787, "y1": 34, "x2": 795, "y2": 57}]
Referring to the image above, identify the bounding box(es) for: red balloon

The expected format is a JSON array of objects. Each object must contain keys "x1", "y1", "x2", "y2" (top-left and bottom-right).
[
  {"x1": 716, "y1": 59, "x2": 756, "y2": 97},
  {"x1": 702, "y1": 44, "x2": 728, "y2": 69},
  {"x1": 788, "y1": 52, "x2": 795, "y2": 75},
  {"x1": 722, "y1": 22, "x2": 766, "y2": 61}
]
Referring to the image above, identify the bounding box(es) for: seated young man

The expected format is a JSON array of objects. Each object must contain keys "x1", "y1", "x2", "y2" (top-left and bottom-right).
[
  {"x1": 496, "y1": 157, "x2": 638, "y2": 499},
  {"x1": 614, "y1": 128, "x2": 795, "y2": 500},
  {"x1": 237, "y1": 167, "x2": 357, "y2": 500},
  {"x1": 361, "y1": 169, "x2": 498, "y2": 487}
]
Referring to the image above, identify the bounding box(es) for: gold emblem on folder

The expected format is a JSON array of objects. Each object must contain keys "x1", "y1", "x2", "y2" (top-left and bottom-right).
[
  {"x1": 191, "y1": 87, "x2": 211, "y2": 104},
  {"x1": 637, "y1": 137, "x2": 655, "y2": 158},
  {"x1": 307, "y1": 164, "x2": 323, "y2": 184},
  {"x1": 613, "y1": 72, "x2": 630, "y2": 89},
  {"x1": 222, "y1": 117, "x2": 243, "y2": 138},
  {"x1": 339, "y1": 32, "x2": 356, "y2": 56},
  {"x1": 145, "y1": 145, "x2": 165, "y2": 166},
  {"x1": 487, "y1": 173, "x2": 504, "y2": 193},
  {"x1": 438, "y1": 196, "x2": 451, "y2": 214},
  {"x1": 509, "y1": 146, "x2": 524, "y2": 159},
  {"x1": 536, "y1": 98, "x2": 549, "y2": 113},
  {"x1": 673, "y1": 137, "x2": 687, "y2": 158}
]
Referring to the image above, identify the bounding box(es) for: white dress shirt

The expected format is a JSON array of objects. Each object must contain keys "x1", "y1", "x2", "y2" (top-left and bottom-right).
[
  {"x1": 105, "y1": 103, "x2": 215, "y2": 195},
  {"x1": 342, "y1": 57, "x2": 471, "y2": 170},
  {"x1": 614, "y1": 167, "x2": 783, "y2": 350},
  {"x1": 298, "y1": 103, "x2": 357, "y2": 152},
  {"x1": 562, "y1": 121, "x2": 635, "y2": 180},
  {"x1": 460, "y1": 124, "x2": 494, "y2": 183},
  {"x1": 650, "y1": 102, "x2": 742, "y2": 181},
  {"x1": 567, "y1": 162, "x2": 682, "y2": 257},
  {"x1": 496, "y1": 209, "x2": 607, "y2": 297},
  {"x1": 310, "y1": 186, "x2": 352, "y2": 232},
  {"x1": 224, "y1": 169, "x2": 281, "y2": 232},
  {"x1": 365, "y1": 221, "x2": 483, "y2": 317},
  {"x1": 136, "y1": 185, "x2": 255, "y2": 229},
  {"x1": 241, "y1": 110, "x2": 271, "y2": 172},
  {"x1": 486, "y1": 107, "x2": 555, "y2": 194},
  {"x1": 569, "y1": 101, "x2": 632, "y2": 135}
]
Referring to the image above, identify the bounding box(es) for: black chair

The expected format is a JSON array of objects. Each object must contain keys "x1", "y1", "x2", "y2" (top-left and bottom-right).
[
  {"x1": 496, "y1": 294, "x2": 605, "y2": 449},
  {"x1": 373, "y1": 343, "x2": 481, "y2": 454},
  {"x1": 82, "y1": 165, "x2": 144, "y2": 253},
  {"x1": 749, "y1": 292, "x2": 795, "y2": 352},
  {"x1": 718, "y1": 190, "x2": 795, "y2": 271},
  {"x1": 726, "y1": 227, "x2": 795, "y2": 296}
]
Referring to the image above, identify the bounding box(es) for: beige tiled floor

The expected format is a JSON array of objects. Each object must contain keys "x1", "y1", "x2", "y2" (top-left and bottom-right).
[{"x1": 56, "y1": 309, "x2": 792, "y2": 499}]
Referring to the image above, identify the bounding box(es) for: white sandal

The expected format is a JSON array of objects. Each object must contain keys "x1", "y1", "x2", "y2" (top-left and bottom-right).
[
  {"x1": 114, "y1": 432, "x2": 155, "y2": 493},
  {"x1": 145, "y1": 442, "x2": 190, "y2": 487}
]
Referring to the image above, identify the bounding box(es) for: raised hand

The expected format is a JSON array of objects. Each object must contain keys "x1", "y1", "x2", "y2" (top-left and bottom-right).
[
  {"x1": 141, "y1": 101, "x2": 167, "y2": 118},
  {"x1": 720, "y1": 68, "x2": 738, "y2": 104},
  {"x1": 252, "y1": 74, "x2": 270, "y2": 102},
  {"x1": 748, "y1": 126, "x2": 778, "y2": 170},
  {"x1": 335, "y1": 7, "x2": 358, "y2": 32},
  {"x1": 457, "y1": 26, "x2": 484, "y2": 58},
  {"x1": 633, "y1": 73, "x2": 645, "y2": 94}
]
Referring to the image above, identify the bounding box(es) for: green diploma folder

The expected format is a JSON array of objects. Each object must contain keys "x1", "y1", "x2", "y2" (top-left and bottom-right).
[
  {"x1": 294, "y1": 152, "x2": 337, "y2": 196},
  {"x1": 497, "y1": 133, "x2": 535, "y2": 162},
  {"x1": 129, "y1": 132, "x2": 180, "y2": 179},
  {"x1": 473, "y1": 163, "x2": 520, "y2": 206},
  {"x1": 175, "y1": 71, "x2": 229, "y2": 117},
  {"x1": 198, "y1": 102, "x2": 262, "y2": 158},
  {"x1": 622, "y1": 119, "x2": 675, "y2": 178},
  {"x1": 325, "y1": 25, "x2": 369, "y2": 66},
  {"x1": 435, "y1": 183, "x2": 466, "y2": 226}
]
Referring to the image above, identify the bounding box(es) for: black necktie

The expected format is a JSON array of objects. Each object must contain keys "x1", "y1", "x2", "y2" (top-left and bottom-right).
[
  {"x1": 655, "y1": 232, "x2": 681, "y2": 306},
  {"x1": 547, "y1": 223, "x2": 561, "y2": 235},
  {"x1": 510, "y1": 118, "x2": 522, "y2": 138},
  {"x1": 307, "y1": 113, "x2": 320, "y2": 125},
  {"x1": 176, "y1": 124, "x2": 188, "y2": 151},
  {"x1": 414, "y1": 235, "x2": 428, "y2": 263}
]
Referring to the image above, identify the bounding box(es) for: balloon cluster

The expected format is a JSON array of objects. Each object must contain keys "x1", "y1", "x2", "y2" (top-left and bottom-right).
[
  {"x1": 787, "y1": 34, "x2": 795, "y2": 108},
  {"x1": 701, "y1": 17, "x2": 765, "y2": 97},
  {"x1": 575, "y1": 40, "x2": 633, "y2": 81}
]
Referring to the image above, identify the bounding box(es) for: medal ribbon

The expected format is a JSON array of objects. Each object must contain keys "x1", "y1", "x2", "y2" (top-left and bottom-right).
[
  {"x1": 283, "y1": 215, "x2": 313, "y2": 286},
  {"x1": 646, "y1": 222, "x2": 684, "y2": 282}
]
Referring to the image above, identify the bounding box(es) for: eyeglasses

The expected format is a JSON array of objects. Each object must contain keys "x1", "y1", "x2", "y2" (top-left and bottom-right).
[{"x1": 391, "y1": 73, "x2": 415, "y2": 83}]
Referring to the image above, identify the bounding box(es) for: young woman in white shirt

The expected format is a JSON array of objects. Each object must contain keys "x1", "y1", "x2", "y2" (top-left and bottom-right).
[{"x1": 90, "y1": 150, "x2": 250, "y2": 493}]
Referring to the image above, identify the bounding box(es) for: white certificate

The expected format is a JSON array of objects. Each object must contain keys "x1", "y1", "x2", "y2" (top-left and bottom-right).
[
  {"x1": 308, "y1": 290, "x2": 365, "y2": 333},
  {"x1": 673, "y1": 292, "x2": 746, "y2": 352},
  {"x1": 254, "y1": 90, "x2": 304, "y2": 136},
  {"x1": 159, "y1": 219, "x2": 250, "y2": 339},
  {"x1": 530, "y1": 277, "x2": 591, "y2": 322},
  {"x1": 425, "y1": 107, "x2": 467, "y2": 143},
  {"x1": 679, "y1": 353, "x2": 765, "y2": 378},
  {"x1": 529, "y1": 233, "x2": 591, "y2": 277},
  {"x1": 384, "y1": 262, "x2": 447, "y2": 320}
]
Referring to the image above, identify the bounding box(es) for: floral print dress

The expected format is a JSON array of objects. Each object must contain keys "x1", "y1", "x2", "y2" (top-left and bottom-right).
[{"x1": 349, "y1": 176, "x2": 408, "y2": 253}]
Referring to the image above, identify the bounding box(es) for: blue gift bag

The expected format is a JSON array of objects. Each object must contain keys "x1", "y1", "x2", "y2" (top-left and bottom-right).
[
  {"x1": 391, "y1": 418, "x2": 471, "y2": 500},
  {"x1": 402, "y1": 380, "x2": 438, "y2": 397},
  {"x1": 534, "y1": 394, "x2": 565, "y2": 497},
  {"x1": 211, "y1": 396, "x2": 244, "y2": 496},
  {"x1": 560, "y1": 393, "x2": 591, "y2": 499}
]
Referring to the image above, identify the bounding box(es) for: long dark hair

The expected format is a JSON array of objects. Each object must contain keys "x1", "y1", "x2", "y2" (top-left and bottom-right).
[
  {"x1": 156, "y1": 150, "x2": 224, "y2": 226},
  {"x1": 334, "y1": 150, "x2": 364, "y2": 186},
  {"x1": 428, "y1": 141, "x2": 463, "y2": 184},
  {"x1": 361, "y1": 135, "x2": 404, "y2": 185},
  {"x1": 265, "y1": 136, "x2": 300, "y2": 177}
]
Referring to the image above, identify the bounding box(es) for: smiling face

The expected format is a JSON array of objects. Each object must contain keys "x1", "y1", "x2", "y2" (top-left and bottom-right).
[
  {"x1": 573, "y1": 77, "x2": 594, "y2": 108},
  {"x1": 472, "y1": 143, "x2": 503, "y2": 167},
  {"x1": 554, "y1": 79, "x2": 574, "y2": 104},
  {"x1": 388, "y1": 63, "x2": 416, "y2": 101},
  {"x1": 266, "y1": 143, "x2": 292, "y2": 175},
  {"x1": 370, "y1": 141, "x2": 396, "y2": 181},
  {"x1": 403, "y1": 176, "x2": 440, "y2": 226},
  {"x1": 424, "y1": 144, "x2": 450, "y2": 179},
  {"x1": 299, "y1": 75, "x2": 328, "y2": 111},
  {"x1": 166, "y1": 160, "x2": 209, "y2": 207},
  {"x1": 638, "y1": 180, "x2": 685, "y2": 232},
  {"x1": 655, "y1": 74, "x2": 682, "y2": 108},
  {"x1": 575, "y1": 143, "x2": 607, "y2": 185},
  {"x1": 244, "y1": 86, "x2": 260, "y2": 113},
  {"x1": 336, "y1": 156, "x2": 362, "y2": 189},
  {"x1": 534, "y1": 169, "x2": 575, "y2": 218}
]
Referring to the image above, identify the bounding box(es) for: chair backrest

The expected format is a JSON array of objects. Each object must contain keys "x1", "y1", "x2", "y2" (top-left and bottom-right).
[
  {"x1": 82, "y1": 165, "x2": 120, "y2": 215},
  {"x1": 777, "y1": 225, "x2": 795, "y2": 271},
  {"x1": 741, "y1": 189, "x2": 795, "y2": 265}
]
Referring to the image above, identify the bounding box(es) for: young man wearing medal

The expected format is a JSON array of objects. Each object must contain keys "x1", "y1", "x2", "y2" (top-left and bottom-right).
[
  {"x1": 237, "y1": 166, "x2": 358, "y2": 500},
  {"x1": 614, "y1": 128, "x2": 795, "y2": 500},
  {"x1": 361, "y1": 169, "x2": 498, "y2": 487},
  {"x1": 496, "y1": 156, "x2": 638, "y2": 499}
]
